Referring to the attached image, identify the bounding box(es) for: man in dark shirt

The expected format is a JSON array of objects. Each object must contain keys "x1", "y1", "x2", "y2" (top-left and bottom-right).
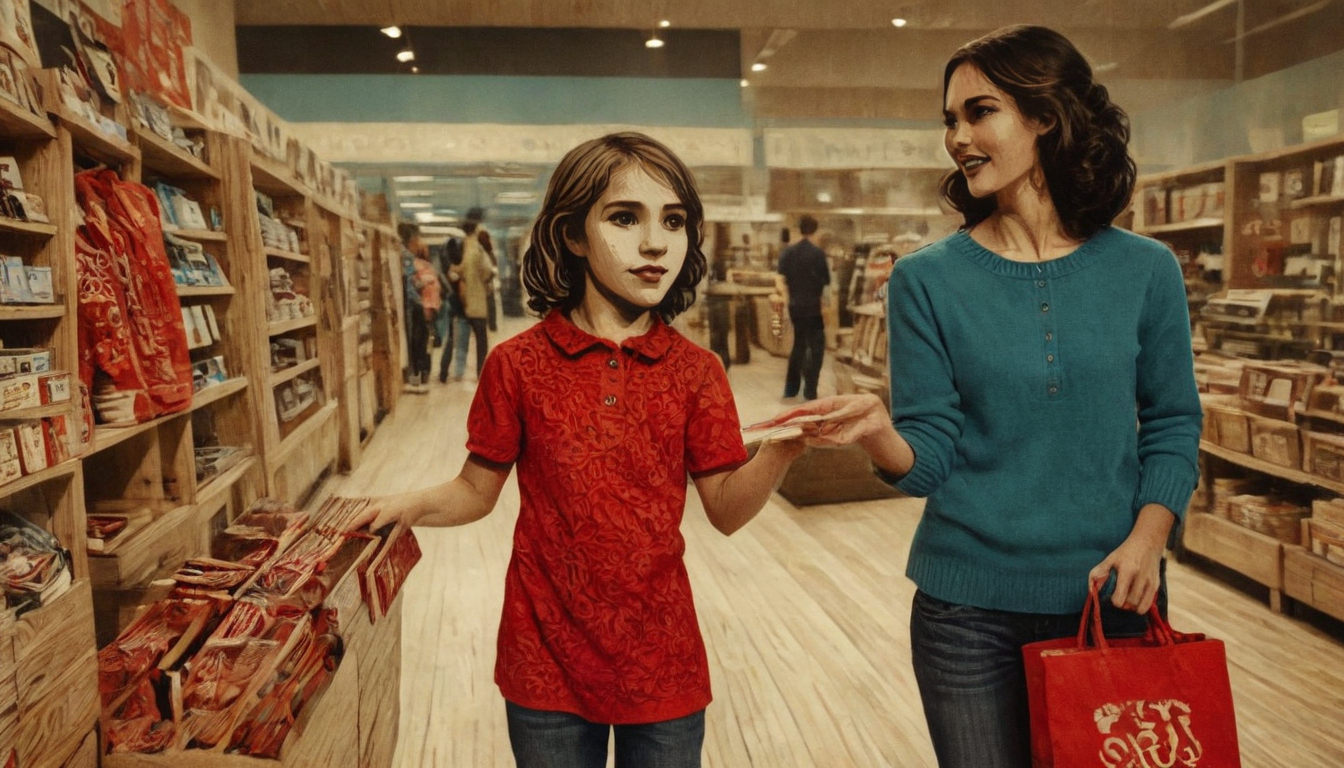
[{"x1": 775, "y1": 215, "x2": 830, "y2": 400}]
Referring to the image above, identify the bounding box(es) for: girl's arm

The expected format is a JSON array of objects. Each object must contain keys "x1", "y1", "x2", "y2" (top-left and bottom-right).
[
  {"x1": 692, "y1": 440, "x2": 806, "y2": 536},
  {"x1": 356, "y1": 455, "x2": 511, "y2": 530}
]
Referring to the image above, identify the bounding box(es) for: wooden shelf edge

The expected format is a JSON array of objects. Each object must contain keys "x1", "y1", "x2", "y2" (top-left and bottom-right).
[
  {"x1": 0, "y1": 459, "x2": 77, "y2": 498},
  {"x1": 251, "y1": 156, "x2": 306, "y2": 198},
  {"x1": 273, "y1": 401, "x2": 337, "y2": 466},
  {"x1": 0, "y1": 98, "x2": 56, "y2": 139},
  {"x1": 0, "y1": 304, "x2": 64, "y2": 320},
  {"x1": 57, "y1": 110, "x2": 139, "y2": 165},
  {"x1": 268, "y1": 316, "x2": 318, "y2": 336},
  {"x1": 1135, "y1": 159, "x2": 1228, "y2": 186},
  {"x1": 1200, "y1": 440, "x2": 1344, "y2": 495},
  {"x1": 91, "y1": 406, "x2": 192, "y2": 456},
  {"x1": 90, "y1": 500, "x2": 194, "y2": 565},
  {"x1": 265, "y1": 247, "x2": 311, "y2": 264},
  {"x1": 175, "y1": 285, "x2": 235, "y2": 298},
  {"x1": 269, "y1": 358, "x2": 321, "y2": 387},
  {"x1": 132, "y1": 127, "x2": 219, "y2": 180},
  {"x1": 190, "y1": 377, "x2": 249, "y2": 412},
  {"x1": 0, "y1": 218, "x2": 58, "y2": 238},
  {"x1": 1290, "y1": 194, "x2": 1344, "y2": 209},
  {"x1": 195, "y1": 454, "x2": 257, "y2": 505},
  {"x1": 1136, "y1": 218, "x2": 1225, "y2": 236},
  {"x1": 168, "y1": 229, "x2": 227, "y2": 243}
]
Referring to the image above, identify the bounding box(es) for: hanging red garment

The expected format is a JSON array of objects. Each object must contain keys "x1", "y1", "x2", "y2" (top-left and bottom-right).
[
  {"x1": 75, "y1": 228, "x2": 154, "y2": 424},
  {"x1": 75, "y1": 170, "x2": 193, "y2": 421}
]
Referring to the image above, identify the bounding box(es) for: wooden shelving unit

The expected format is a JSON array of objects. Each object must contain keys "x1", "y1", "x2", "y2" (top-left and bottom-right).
[{"x1": 366, "y1": 222, "x2": 405, "y2": 421}]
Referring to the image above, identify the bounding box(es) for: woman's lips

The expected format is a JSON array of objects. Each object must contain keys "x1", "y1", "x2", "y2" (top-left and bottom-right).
[{"x1": 631, "y1": 267, "x2": 667, "y2": 284}]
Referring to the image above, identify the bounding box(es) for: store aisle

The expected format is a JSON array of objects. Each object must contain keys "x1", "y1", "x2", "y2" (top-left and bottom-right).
[{"x1": 320, "y1": 314, "x2": 1344, "y2": 768}]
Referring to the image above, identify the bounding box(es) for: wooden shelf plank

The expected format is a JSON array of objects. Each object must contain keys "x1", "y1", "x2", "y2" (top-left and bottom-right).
[
  {"x1": 265, "y1": 247, "x2": 310, "y2": 263},
  {"x1": 269, "y1": 357, "x2": 321, "y2": 388},
  {"x1": 1136, "y1": 218, "x2": 1225, "y2": 236},
  {"x1": 0, "y1": 218, "x2": 57, "y2": 238},
  {"x1": 195, "y1": 454, "x2": 256, "y2": 505},
  {"x1": 1201, "y1": 439, "x2": 1344, "y2": 495},
  {"x1": 0, "y1": 98, "x2": 55, "y2": 140},
  {"x1": 132, "y1": 128, "x2": 219, "y2": 180},
  {"x1": 167, "y1": 228, "x2": 227, "y2": 243},
  {"x1": 0, "y1": 459, "x2": 77, "y2": 498},
  {"x1": 269, "y1": 316, "x2": 318, "y2": 336},
  {"x1": 0, "y1": 305, "x2": 64, "y2": 320},
  {"x1": 175, "y1": 285, "x2": 235, "y2": 298},
  {"x1": 0, "y1": 401, "x2": 73, "y2": 421},
  {"x1": 251, "y1": 156, "x2": 305, "y2": 198},
  {"x1": 56, "y1": 110, "x2": 139, "y2": 166},
  {"x1": 1290, "y1": 194, "x2": 1344, "y2": 209},
  {"x1": 1135, "y1": 158, "x2": 1228, "y2": 186},
  {"x1": 191, "y1": 377, "x2": 248, "y2": 412},
  {"x1": 274, "y1": 400, "x2": 337, "y2": 466}
]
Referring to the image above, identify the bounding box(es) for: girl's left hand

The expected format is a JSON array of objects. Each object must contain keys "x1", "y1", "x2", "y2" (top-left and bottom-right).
[{"x1": 1088, "y1": 533, "x2": 1164, "y2": 614}]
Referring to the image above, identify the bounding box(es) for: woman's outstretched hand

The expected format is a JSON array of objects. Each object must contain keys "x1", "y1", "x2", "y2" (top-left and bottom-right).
[{"x1": 754, "y1": 393, "x2": 891, "y2": 448}]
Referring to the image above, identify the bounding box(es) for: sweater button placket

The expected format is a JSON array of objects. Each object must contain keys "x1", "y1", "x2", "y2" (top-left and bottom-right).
[{"x1": 1038, "y1": 275, "x2": 1059, "y2": 398}]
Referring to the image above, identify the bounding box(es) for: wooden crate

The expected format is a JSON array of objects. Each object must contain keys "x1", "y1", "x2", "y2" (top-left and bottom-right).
[
  {"x1": 1206, "y1": 403, "x2": 1250, "y2": 453},
  {"x1": 12, "y1": 642, "x2": 98, "y2": 768},
  {"x1": 776, "y1": 444, "x2": 905, "y2": 507},
  {"x1": 1301, "y1": 429, "x2": 1344, "y2": 482},
  {"x1": 1305, "y1": 517, "x2": 1344, "y2": 567},
  {"x1": 1283, "y1": 545, "x2": 1344, "y2": 622},
  {"x1": 1238, "y1": 361, "x2": 1328, "y2": 421},
  {"x1": 89, "y1": 496, "x2": 230, "y2": 589},
  {"x1": 1247, "y1": 414, "x2": 1300, "y2": 468},
  {"x1": 1183, "y1": 511, "x2": 1286, "y2": 610},
  {"x1": 11, "y1": 580, "x2": 97, "y2": 716}
]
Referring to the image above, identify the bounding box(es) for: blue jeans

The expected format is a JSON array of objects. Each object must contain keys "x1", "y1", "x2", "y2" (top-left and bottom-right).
[
  {"x1": 909, "y1": 586, "x2": 1161, "y2": 768},
  {"x1": 453, "y1": 316, "x2": 489, "y2": 379},
  {"x1": 505, "y1": 701, "x2": 705, "y2": 768}
]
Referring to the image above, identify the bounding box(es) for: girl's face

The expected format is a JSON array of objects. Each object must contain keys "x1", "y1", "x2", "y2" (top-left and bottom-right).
[
  {"x1": 569, "y1": 164, "x2": 689, "y2": 318},
  {"x1": 943, "y1": 62, "x2": 1050, "y2": 200}
]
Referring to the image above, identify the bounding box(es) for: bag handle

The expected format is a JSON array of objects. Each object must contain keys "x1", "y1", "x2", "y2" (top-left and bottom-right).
[{"x1": 1078, "y1": 578, "x2": 1176, "y2": 650}]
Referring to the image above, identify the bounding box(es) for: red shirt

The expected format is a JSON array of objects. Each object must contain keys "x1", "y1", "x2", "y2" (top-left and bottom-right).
[{"x1": 467, "y1": 311, "x2": 748, "y2": 724}]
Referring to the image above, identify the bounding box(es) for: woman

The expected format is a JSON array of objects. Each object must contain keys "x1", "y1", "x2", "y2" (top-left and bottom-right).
[
  {"x1": 449, "y1": 223, "x2": 494, "y2": 381},
  {"x1": 777, "y1": 25, "x2": 1202, "y2": 767}
]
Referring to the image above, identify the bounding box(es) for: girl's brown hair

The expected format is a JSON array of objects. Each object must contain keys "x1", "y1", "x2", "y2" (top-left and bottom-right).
[
  {"x1": 939, "y1": 25, "x2": 1136, "y2": 241},
  {"x1": 523, "y1": 132, "x2": 707, "y2": 322}
]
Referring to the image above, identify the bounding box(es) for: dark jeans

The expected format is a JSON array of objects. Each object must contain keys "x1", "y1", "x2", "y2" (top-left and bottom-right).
[
  {"x1": 437, "y1": 310, "x2": 460, "y2": 381},
  {"x1": 909, "y1": 581, "x2": 1164, "y2": 768},
  {"x1": 452, "y1": 316, "x2": 489, "y2": 379},
  {"x1": 784, "y1": 313, "x2": 826, "y2": 399},
  {"x1": 505, "y1": 701, "x2": 705, "y2": 768},
  {"x1": 407, "y1": 309, "x2": 431, "y2": 380}
]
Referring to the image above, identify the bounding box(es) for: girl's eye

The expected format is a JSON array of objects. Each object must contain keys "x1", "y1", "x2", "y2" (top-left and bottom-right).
[
  {"x1": 610, "y1": 211, "x2": 637, "y2": 226},
  {"x1": 971, "y1": 106, "x2": 995, "y2": 121},
  {"x1": 664, "y1": 214, "x2": 685, "y2": 230},
  {"x1": 943, "y1": 116, "x2": 957, "y2": 129}
]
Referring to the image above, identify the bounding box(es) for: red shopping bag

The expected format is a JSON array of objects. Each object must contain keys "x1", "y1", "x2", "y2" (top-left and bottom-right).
[{"x1": 1022, "y1": 584, "x2": 1241, "y2": 768}]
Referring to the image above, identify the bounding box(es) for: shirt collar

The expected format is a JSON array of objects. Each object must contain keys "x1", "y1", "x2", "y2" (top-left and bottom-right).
[{"x1": 542, "y1": 310, "x2": 675, "y2": 361}]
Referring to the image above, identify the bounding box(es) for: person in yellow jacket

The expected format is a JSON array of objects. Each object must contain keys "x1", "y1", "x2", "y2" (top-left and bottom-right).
[{"x1": 449, "y1": 222, "x2": 497, "y2": 381}]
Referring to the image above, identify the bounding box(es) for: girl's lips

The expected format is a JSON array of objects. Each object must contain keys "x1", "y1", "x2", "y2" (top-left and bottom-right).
[{"x1": 631, "y1": 267, "x2": 667, "y2": 284}]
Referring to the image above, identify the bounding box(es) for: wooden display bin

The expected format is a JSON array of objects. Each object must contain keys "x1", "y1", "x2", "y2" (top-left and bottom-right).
[
  {"x1": 1205, "y1": 403, "x2": 1250, "y2": 453},
  {"x1": 1182, "y1": 510, "x2": 1286, "y2": 610},
  {"x1": 1283, "y1": 545, "x2": 1344, "y2": 623},
  {"x1": 1246, "y1": 413, "x2": 1300, "y2": 468},
  {"x1": 775, "y1": 444, "x2": 905, "y2": 507}
]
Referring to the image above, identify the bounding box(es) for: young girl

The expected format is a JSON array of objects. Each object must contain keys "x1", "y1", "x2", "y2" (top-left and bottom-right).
[{"x1": 357, "y1": 132, "x2": 803, "y2": 767}]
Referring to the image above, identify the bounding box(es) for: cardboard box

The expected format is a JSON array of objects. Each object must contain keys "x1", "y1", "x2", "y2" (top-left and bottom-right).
[
  {"x1": 10, "y1": 421, "x2": 45, "y2": 474},
  {"x1": 38, "y1": 373, "x2": 70, "y2": 405},
  {"x1": 0, "y1": 428, "x2": 20, "y2": 485},
  {"x1": 22, "y1": 266, "x2": 52, "y2": 303},
  {"x1": 0, "y1": 376, "x2": 41, "y2": 412},
  {"x1": 42, "y1": 416, "x2": 69, "y2": 466},
  {"x1": 0, "y1": 255, "x2": 29, "y2": 304},
  {"x1": 0, "y1": 349, "x2": 51, "y2": 377},
  {"x1": 1247, "y1": 414, "x2": 1300, "y2": 468}
]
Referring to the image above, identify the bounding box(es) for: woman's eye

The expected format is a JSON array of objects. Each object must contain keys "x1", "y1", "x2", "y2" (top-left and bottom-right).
[
  {"x1": 943, "y1": 116, "x2": 957, "y2": 129},
  {"x1": 610, "y1": 211, "x2": 637, "y2": 226},
  {"x1": 972, "y1": 106, "x2": 995, "y2": 120},
  {"x1": 664, "y1": 214, "x2": 685, "y2": 229}
]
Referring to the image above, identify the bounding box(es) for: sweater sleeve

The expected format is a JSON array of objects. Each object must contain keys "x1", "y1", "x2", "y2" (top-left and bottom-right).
[
  {"x1": 883, "y1": 260, "x2": 964, "y2": 497},
  {"x1": 1134, "y1": 249, "x2": 1203, "y2": 520}
]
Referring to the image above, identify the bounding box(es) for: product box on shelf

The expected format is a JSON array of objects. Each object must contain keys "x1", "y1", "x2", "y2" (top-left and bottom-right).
[
  {"x1": 1312, "y1": 497, "x2": 1344, "y2": 529},
  {"x1": 1247, "y1": 413, "x2": 1301, "y2": 468},
  {"x1": 0, "y1": 427, "x2": 19, "y2": 484},
  {"x1": 1227, "y1": 495, "x2": 1308, "y2": 544},
  {"x1": 6, "y1": 420, "x2": 46, "y2": 474},
  {"x1": 1306, "y1": 518, "x2": 1344, "y2": 566},
  {"x1": 0, "y1": 375, "x2": 41, "y2": 412},
  {"x1": 0, "y1": 348, "x2": 51, "y2": 377},
  {"x1": 1302, "y1": 430, "x2": 1344, "y2": 482},
  {"x1": 1206, "y1": 402, "x2": 1251, "y2": 453},
  {"x1": 0, "y1": 256, "x2": 30, "y2": 304},
  {"x1": 1238, "y1": 361, "x2": 1329, "y2": 420},
  {"x1": 42, "y1": 415, "x2": 70, "y2": 466},
  {"x1": 39, "y1": 372, "x2": 70, "y2": 405}
]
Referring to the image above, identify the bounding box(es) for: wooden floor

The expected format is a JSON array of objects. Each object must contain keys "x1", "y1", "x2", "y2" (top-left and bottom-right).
[{"x1": 320, "y1": 314, "x2": 1344, "y2": 768}]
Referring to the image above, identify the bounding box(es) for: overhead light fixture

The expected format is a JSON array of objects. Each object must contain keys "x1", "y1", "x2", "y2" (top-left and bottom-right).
[
  {"x1": 400, "y1": 202, "x2": 433, "y2": 209},
  {"x1": 380, "y1": 25, "x2": 402, "y2": 38},
  {"x1": 891, "y1": 18, "x2": 907, "y2": 27},
  {"x1": 396, "y1": 189, "x2": 434, "y2": 197},
  {"x1": 394, "y1": 175, "x2": 434, "y2": 183},
  {"x1": 751, "y1": 62, "x2": 767, "y2": 72},
  {"x1": 1168, "y1": 0, "x2": 1237, "y2": 29},
  {"x1": 1223, "y1": 0, "x2": 1331, "y2": 42},
  {"x1": 1093, "y1": 62, "x2": 1119, "y2": 74},
  {"x1": 411, "y1": 66, "x2": 420, "y2": 73},
  {"x1": 659, "y1": 20, "x2": 671, "y2": 28},
  {"x1": 645, "y1": 35, "x2": 664, "y2": 49},
  {"x1": 740, "y1": 79, "x2": 749, "y2": 87},
  {"x1": 396, "y1": 47, "x2": 416, "y2": 63}
]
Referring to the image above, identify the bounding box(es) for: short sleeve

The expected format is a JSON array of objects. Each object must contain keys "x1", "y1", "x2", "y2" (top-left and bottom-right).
[
  {"x1": 466, "y1": 348, "x2": 523, "y2": 464},
  {"x1": 685, "y1": 353, "x2": 748, "y2": 477}
]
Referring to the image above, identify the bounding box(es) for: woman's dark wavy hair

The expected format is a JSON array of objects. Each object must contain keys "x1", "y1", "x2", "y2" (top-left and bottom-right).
[
  {"x1": 523, "y1": 132, "x2": 707, "y2": 323},
  {"x1": 939, "y1": 25, "x2": 1136, "y2": 241}
]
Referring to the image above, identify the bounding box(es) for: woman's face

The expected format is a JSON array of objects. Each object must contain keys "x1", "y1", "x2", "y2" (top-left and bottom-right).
[
  {"x1": 943, "y1": 62, "x2": 1049, "y2": 200},
  {"x1": 569, "y1": 164, "x2": 689, "y2": 318}
]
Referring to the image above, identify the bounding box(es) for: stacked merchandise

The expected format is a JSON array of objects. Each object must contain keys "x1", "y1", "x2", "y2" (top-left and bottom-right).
[
  {"x1": 98, "y1": 496, "x2": 421, "y2": 758},
  {"x1": 130, "y1": 93, "x2": 206, "y2": 160},
  {"x1": 0, "y1": 510, "x2": 72, "y2": 615},
  {"x1": 0, "y1": 0, "x2": 49, "y2": 127},
  {"x1": 164, "y1": 234, "x2": 228, "y2": 287},
  {"x1": 0, "y1": 154, "x2": 48, "y2": 226},
  {"x1": 0, "y1": 346, "x2": 77, "y2": 486},
  {"x1": 154, "y1": 182, "x2": 213, "y2": 232},
  {"x1": 256, "y1": 192, "x2": 305, "y2": 255},
  {"x1": 74, "y1": 169, "x2": 194, "y2": 425},
  {"x1": 267, "y1": 266, "x2": 313, "y2": 323},
  {"x1": 1307, "y1": 499, "x2": 1344, "y2": 566}
]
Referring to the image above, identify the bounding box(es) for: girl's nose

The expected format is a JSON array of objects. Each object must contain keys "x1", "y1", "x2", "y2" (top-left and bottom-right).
[{"x1": 641, "y1": 224, "x2": 668, "y2": 255}]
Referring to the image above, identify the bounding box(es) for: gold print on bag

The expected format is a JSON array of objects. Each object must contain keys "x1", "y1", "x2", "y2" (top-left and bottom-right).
[{"x1": 1093, "y1": 699, "x2": 1205, "y2": 768}]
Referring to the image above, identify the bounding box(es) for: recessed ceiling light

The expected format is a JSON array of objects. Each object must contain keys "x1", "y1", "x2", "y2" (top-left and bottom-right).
[
  {"x1": 645, "y1": 37, "x2": 664, "y2": 49},
  {"x1": 400, "y1": 202, "x2": 433, "y2": 209},
  {"x1": 396, "y1": 48, "x2": 415, "y2": 63},
  {"x1": 659, "y1": 20, "x2": 671, "y2": 28},
  {"x1": 394, "y1": 175, "x2": 434, "y2": 183},
  {"x1": 411, "y1": 66, "x2": 420, "y2": 73},
  {"x1": 891, "y1": 18, "x2": 907, "y2": 27},
  {"x1": 740, "y1": 79, "x2": 749, "y2": 87},
  {"x1": 751, "y1": 62, "x2": 767, "y2": 72},
  {"x1": 396, "y1": 190, "x2": 434, "y2": 197},
  {"x1": 381, "y1": 26, "x2": 402, "y2": 38}
]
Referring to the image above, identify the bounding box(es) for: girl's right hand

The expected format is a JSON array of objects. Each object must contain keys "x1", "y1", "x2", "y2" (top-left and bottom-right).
[
  {"x1": 351, "y1": 496, "x2": 413, "y2": 532},
  {"x1": 760, "y1": 394, "x2": 890, "y2": 448}
]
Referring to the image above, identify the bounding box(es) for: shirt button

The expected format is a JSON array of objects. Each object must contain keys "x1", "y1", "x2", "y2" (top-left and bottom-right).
[
  {"x1": 1045, "y1": 332, "x2": 1053, "y2": 341},
  {"x1": 1041, "y1": 303, "x2": 1050, "y2": 313},
  {"x1": 1047, "y1": 354, "x2": 1055, "y2": 362},
  {"x1": 608, "y1": 359, "x2": 619, "y2": 369},
  {"x1": 1049, "y1": 386, "x2": 1059, "y2": 395},
  {"x1": 1036, "y1": 280, "x2": 1046, "y2": 288},
  {"x1": 604, "y1": 395, "x2": 617, "y2": 406}
]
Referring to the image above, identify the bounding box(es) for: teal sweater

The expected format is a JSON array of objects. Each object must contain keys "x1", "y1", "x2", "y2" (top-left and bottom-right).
[{"x1": 886, "y1": 227, "x2": 1202, "y2": 614}]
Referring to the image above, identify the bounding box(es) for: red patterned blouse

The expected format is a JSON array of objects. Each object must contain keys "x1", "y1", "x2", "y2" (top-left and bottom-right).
[{"x1": 467, "y1": 310, "x2": 748, "y2": 724}]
